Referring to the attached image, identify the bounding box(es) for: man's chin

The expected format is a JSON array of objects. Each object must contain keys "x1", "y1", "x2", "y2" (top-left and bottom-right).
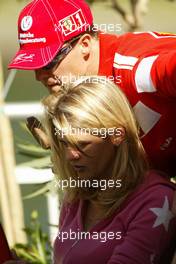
[{"x1": 47, "y1": 85, "x2": 61, "y2": 94}]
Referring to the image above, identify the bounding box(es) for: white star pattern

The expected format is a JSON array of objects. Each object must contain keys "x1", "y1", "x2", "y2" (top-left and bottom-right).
[
  {"x1": 150, "y1": 196, "x2": 174, "y2": 232},
  {"x1": 150, "y1": 253, "x2": 155, "y2": 264}
]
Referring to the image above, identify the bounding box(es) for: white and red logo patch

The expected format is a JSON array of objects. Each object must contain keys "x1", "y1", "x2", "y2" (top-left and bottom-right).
[
  {"x1": 21, "y1": 16, "x2": 33, "y2": 31},
  {"x1": 59, "y1": 9, "x2": 86, "y2": 36}
]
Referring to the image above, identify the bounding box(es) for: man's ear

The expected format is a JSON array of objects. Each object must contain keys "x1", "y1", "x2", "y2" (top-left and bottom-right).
[
  {"x1": 110, "y1": 127, "x2": 126, "y2": 146},
  {"x1": 78, "y1": 34, "x2": 92, "y2": 56}
]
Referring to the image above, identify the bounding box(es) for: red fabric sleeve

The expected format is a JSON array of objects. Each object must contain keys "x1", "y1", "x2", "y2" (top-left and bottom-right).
[{"x1": 151, "y1": 51, "x2": 176, "y2": 98}]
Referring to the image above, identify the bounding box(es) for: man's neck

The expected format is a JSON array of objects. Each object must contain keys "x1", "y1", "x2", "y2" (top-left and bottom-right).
[{"x1": 87, "y1": 38, "x2": 100, "y2": 75}]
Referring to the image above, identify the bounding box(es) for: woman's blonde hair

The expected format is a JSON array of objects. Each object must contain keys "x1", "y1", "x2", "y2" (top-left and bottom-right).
[{"x1": 42, "y1": 76, "x2": 148, "y2": 216}]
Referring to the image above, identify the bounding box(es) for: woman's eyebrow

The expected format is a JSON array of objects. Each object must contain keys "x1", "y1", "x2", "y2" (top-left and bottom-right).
[{"x1": 58, "y1": 138, "x2": 67, "y2": 143}]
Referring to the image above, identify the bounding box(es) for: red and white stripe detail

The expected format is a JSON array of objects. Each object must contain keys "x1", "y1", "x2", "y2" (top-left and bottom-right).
[
  {"x1": 113, "y1": 53, "x2": 138, "y2": 70},
  {"x1": 135, "y1": 55, "x2": 158, "y2": 93}
]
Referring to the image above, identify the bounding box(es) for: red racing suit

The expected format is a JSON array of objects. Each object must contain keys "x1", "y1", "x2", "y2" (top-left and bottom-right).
[{"x1": 98, "y1": 31, "x2": 176, "y2": 177}]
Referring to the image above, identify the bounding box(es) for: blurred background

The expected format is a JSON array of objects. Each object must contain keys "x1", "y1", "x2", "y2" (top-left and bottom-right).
[{"x1": 0, "y1": 0, "x2": 176, "y2": 261}]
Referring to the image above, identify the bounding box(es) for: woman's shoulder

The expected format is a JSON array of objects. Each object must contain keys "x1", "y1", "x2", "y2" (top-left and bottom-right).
[
  {"x1": 114, "y1": 170, "x2": 176, "y2": 240},
  {"x1": 122, "y1": 170, "x2": 176, "y2": 216},
  {"x1": 142, "y1": 170, "x2": 176, "y2": 194}
]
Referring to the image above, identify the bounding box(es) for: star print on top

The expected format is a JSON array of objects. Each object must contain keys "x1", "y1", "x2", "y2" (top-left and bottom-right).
[{"x1": 150, "y1": 196, "x2": 174, "y2": 232}]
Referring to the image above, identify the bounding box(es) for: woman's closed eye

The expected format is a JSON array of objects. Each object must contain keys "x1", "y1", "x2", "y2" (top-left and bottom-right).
[
  {"x1": 59, "y1": 139, "x2": 68, "y2": 147},
  {"x1": 59, "y1": 139, "x2": 91, "y2": 150},
  {"x1": 77, "y1": 141, "x2": 91, "y2": 149}
]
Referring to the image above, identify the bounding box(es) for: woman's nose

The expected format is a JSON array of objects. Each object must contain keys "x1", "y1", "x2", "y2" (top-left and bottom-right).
[{"x1": 66, "y1": 147, "x2": 80, "y2": 161}]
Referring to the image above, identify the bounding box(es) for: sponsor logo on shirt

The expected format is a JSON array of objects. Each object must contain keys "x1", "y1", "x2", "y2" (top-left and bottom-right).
[{"x1": 160, "y1": 137, "x2": 173, "y2": 150}]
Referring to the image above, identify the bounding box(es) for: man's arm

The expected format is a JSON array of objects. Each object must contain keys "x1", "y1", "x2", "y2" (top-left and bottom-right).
[{"x1": 150, "y1": 51, "x2": 176, "y2": 98}]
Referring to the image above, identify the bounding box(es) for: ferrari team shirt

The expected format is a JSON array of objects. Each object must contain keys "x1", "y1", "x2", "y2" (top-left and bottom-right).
[{"x1": 98, "y1": 32, "x2": 176, "y2": 177}]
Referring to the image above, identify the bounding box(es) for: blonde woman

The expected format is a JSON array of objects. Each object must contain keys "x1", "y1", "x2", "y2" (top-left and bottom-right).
[{"x1": 42, "y1": 77, "x2": 176, "y2": 264}]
